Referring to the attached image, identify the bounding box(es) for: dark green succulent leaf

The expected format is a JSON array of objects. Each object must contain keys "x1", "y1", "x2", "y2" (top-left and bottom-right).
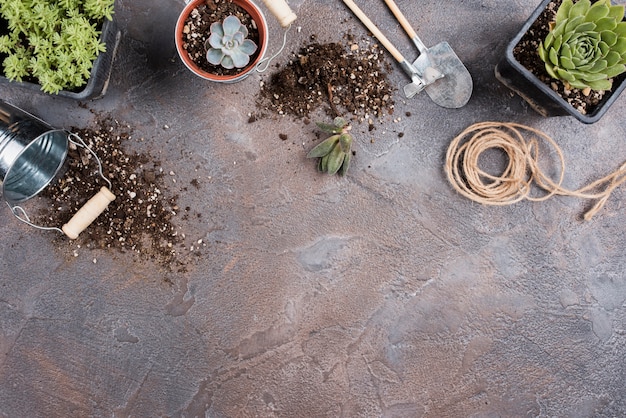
[
  {"x1": 604, "y1": 63, "x2": 626, "y2": 78},
  {"x1": 339, "y1": 133, "x2": 352, "y2": 153},
  {"x1": 556, "y1": 67, "x2": 576, "y2": 82},
  {"x1": 325, "y1": 143, "x2": 345, "y2": 175},
  {"x1": 552, "y1": 20, "x2": 568, "y2": 38},
  {"x1": 601, "y1": 30, "x2": 618, "y2": 47},
  {"x1": 315, "y1": 122, "x2": 343, "y2": 134},
  {"x1": 340, "y1": 152, "x2": 351, "y2": 176},
  {"x1": 614, "y1": 37, "x2": 626, "y2": 54},
  {"x1": 574, "y1": 22, "x2": 596, "y2": 34},
  {"x1": 605, "y1": 51, "x2": 621, "y2": 67},
  {"x1": 565, "y1": 16, "x2": 585, "y2": 33},
  {"x1": 320, "y1": 154, "x2": 329, "y2": 172},
  {"x1": 595, "y1": 17, "x2": 618, "y2": 32},
  {"x1": 598, "y1": 40, "x2": 610, "y2": 55},
  {"x1": 553, "y1": 34, "x2": 563, "y2": 51},
  {"x1": 569, "y1": 0, "x2": 591, "y2": 20},
  {"x1": 615, "y1": 22, "x2": 626, "y2": 37},
  {"x1": 585, "y1": 78, "x2": 612, "y2": 90},
  {"x1": 608, "y1": 4, "x2": 625, "y2": 21},
  {"x1": 561, "y1": 54, "x2": 575, "y2": 70},
  {"x1": 549, "y1": 47, "x2": 560, "y2": 66},
  {"x1": 588, "y1": 58, "x2": 608, "y2": 73},
  {"x1": 545, "y1": 63, "x2": 560, "y2": 80},
  {"x1": 307, "y1": 134, "x2": 340, "y2": 158},
  {"x1": 585, "y1": 2, "x2": 610, "y2": 23},
  {"x1": 538, "y1": 42, "x2": 548, "y2": 62},
  {"x1": 557, "y1": 0, "x2": 574, "y2": 23}
]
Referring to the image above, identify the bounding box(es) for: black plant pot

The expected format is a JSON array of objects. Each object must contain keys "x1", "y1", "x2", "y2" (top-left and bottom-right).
[
  {"x1": 495, "y1": 0, "x2": 626, "y2": 124},
  {"x1": 0, "y1": 18, "x2": 121, "y2": 100}
]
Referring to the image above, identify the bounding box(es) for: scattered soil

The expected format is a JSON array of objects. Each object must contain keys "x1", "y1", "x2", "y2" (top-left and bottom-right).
[
  {"x1": 181, "y1": 0, "x2": 261, "y2": 76},
  {"x1": 513, "y1": 0, "x2": 609, "y2": 115},
  {"x1": 32, "y1": 117, "x2": 199, "y2": 271},
  {"x1": 256, "y1": 34, "x2": 395, "y2": 121}
]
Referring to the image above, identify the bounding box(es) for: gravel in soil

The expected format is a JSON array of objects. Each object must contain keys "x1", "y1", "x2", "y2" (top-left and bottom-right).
[
  {"x1": 181, "y1": 0, "x2": 261, "y2": 76},
  {"x1": 256, "y1": 34, "x2": 396, "y2": 121},
  {"x1": 32, "y1": 117, "x2": 201, "y2": 272},
  {"x1": 513, "y1": 0, "x2": 609, "y2": 115}
]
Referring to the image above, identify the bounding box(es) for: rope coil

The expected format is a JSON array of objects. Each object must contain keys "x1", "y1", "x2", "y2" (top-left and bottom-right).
[{"x1": 445, "y1": 122, "x2": 626, "y2": 220}]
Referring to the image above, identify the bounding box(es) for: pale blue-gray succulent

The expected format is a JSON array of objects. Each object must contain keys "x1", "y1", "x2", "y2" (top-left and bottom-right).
[{"x1": 205, "y1": 15, "x2": 257, "y2": 69}]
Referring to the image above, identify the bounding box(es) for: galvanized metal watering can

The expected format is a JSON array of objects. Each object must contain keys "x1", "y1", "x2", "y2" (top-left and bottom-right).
[{"x1": 0, "y1": 100, "x2": 114, "y2": 239}]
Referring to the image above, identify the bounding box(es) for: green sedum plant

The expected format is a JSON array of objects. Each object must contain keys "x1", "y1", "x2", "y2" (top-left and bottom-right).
[
  {"x1": 538, "y1": 0, "x2": 626, "y2": 92},
  {"x1": 0, "y1": 0, "x2": 114, "y2": 94},
  {"x1": 307, "y1": 117, "x2": 353, "y2": 176},
  {"x1": 206, "y1": 15, "x2": 257, "y2": 69}
]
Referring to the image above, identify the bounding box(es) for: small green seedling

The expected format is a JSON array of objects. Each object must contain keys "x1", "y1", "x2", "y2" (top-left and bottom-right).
[
  {"x1": 307, "y1": 117, "x2": 353, "y2": 176},
  {"x1": 0, "y1": 0, "x2": 115, "y2": 94}
]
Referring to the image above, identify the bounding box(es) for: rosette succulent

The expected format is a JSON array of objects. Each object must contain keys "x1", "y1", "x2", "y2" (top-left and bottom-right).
[
  {"x1": 538, "y1": 0, "x2": 626, "y2": 92},
  {"x1": 307, "y1": 117, "x2": 353, "y2": 176},
  {"x1": 205, "y1": 15, "x2": 257, "y2": 69}
]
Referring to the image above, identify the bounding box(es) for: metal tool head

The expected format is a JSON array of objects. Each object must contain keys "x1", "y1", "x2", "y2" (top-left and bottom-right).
[{"x1": 406, "y1": 42, "x2": 473, "y2": 109}]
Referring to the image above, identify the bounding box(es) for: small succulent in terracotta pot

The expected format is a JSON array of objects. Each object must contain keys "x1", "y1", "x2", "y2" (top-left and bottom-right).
[
  {"x1": 175, "y1": 0, "x2": 268, "y2": 83},
  {"x1": 206, "y1": 15, "x2": 258, "y2": 69}
]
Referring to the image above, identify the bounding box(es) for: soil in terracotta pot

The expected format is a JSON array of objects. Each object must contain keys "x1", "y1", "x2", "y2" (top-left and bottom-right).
[
  {"x1": 181, "y1": 0, "x2": 261, "y2": 76},
  {"x1": 513, "y1": 0, "x2": 609, "y2": 115},
  {"x1": 256, "y1": 33, "x2": 395, "y2": 122},
  {"x1": 32, "y1": 116, "x2": 204, "y2": 272}
]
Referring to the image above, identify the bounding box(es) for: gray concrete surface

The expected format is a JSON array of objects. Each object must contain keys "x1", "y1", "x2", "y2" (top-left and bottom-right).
[{"x1": 1, "y1": 0, "x2": 626, "y2": 416}]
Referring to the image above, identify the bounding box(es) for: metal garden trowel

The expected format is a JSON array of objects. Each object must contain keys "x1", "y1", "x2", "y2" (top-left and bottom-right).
[{"x1": 343, "y1": 0, "x2": 473, "y2": 109}]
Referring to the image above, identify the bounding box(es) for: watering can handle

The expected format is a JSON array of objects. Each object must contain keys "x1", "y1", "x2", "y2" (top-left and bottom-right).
[
  {"x1": 261, "y1": 0, "x2": 297, "y2": 27},
  {"x1": 62, "y1": 187, "x2": 116, "y2": 239}
]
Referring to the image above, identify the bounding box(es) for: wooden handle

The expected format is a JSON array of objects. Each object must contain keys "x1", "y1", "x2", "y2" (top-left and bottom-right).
[
  {"x1": 62, "y1": 186, "x2": 115, "y2": 239},
  {"x1": 343, "y1": 0, "x2": 405, "y2": 63},
  {"x1": 261, "y1": 0, "x2": 297, "y2": 27},
  {"x1": 383, "y1": 0, "x2": 417, "y2": 39}
]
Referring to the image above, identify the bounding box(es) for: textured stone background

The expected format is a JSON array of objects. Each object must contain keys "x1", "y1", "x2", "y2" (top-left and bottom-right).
[{"x1": 1, "y1": 0, "x2": 625, "y2": 416}]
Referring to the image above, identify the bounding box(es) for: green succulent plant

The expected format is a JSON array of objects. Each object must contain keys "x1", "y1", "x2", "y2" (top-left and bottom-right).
[
  {"x1": 206, "y1": 15, "x2": 258, "y2": 69},
  {"x1": 307, "y1": 117, "x2": 353, "y2": 176},
  {"x1": 538, "y1": 0, "x2": 626, "y2": 92},
  {"x1": 0, "y1": 0, "x2": 114, "y2": 94}
]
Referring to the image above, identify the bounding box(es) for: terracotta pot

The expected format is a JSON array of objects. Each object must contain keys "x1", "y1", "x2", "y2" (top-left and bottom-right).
[
  {"x1": 175, "y1": 0, "x2": 269, "y2": 83},
  {"x1": 0, "y1": 18, "x2": 121, "y2": 100},
  {"x1": 495, "y1": 0, "x2": 626, "y2": 124}
]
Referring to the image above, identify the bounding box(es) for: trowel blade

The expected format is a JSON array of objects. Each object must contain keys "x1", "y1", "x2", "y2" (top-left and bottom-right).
[{"x1": 414, "y1": 42, "x2": 473, "y2": 109}]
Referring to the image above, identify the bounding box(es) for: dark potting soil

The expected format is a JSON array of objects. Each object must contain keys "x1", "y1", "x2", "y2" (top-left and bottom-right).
[
  {"x1": 513, "y1": 0, "x2": 607, "y2": 115},
  {"x1": 33, "y1": 117, "x2": 202, "y2": 272},
  {"x1": 181, "y1": 0, "x2": 261, "y2": 76},
  {"x1": 256, "y1": 35, "x2": 395, "y2": 120}
]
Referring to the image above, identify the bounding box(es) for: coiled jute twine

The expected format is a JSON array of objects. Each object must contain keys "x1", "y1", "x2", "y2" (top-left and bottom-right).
[{"x1": 445, "y1": 122, "x2": 626, "y2": 220}]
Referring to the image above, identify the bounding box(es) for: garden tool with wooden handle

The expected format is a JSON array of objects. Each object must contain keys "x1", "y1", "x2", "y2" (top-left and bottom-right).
[
  {"x1": 261, "y1": 0, "x2": 297, "y2": 27},
  {"x1": 62, "y1": 186, "x2": 116, "y2": 239},
  {"x1": 343, "y1": 0, "x2": 472, "y2": 108},
  {"x1": 382, "y1": 0, "x2": 472, "y2": 108},
  {"x1": 342, "y1": 0, "x2": 430, "y2": 100}
]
